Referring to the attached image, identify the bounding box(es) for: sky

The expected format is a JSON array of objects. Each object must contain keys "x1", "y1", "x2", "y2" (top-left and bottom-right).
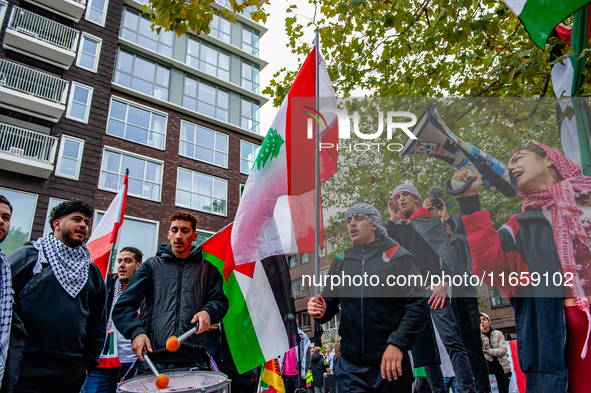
[{"x1": 258, "y1": 1, "x2": 317, "y2": 135}]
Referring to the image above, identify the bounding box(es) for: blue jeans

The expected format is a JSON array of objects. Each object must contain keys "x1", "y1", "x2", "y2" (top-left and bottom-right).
[
  {"x1": 80, "y1": 363, "x2": 135, "y2": 393},
  {"x1": 444, "y1": 377, "x2": 461, "y2": 393}
]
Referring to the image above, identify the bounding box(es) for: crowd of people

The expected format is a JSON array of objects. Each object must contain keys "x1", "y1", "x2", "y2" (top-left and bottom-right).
[{"x1": 0, "y1": 140, "x2": 589, "y2": 393}]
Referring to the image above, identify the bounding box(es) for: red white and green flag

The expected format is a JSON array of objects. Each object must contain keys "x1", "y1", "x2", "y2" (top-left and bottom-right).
[
  {"x1": 231, "y1": 46, "x2": 339, "y2": 265},
  {"x1": 551, "y1": 5, "x2": 591, "y2": 174},
  {"x1": 501, "y1": 0, "x2": 590, "y2": 48},
  {"x1": 201, "y1": 224, "x2": 296, "y2": 374},
  {"x1": 88, "y1": 171, "x2": 128, "y2": 278}
]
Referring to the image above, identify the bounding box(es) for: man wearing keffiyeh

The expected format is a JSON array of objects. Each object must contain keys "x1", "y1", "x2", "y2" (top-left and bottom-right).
[
  {"x1": 3, "y1": 199, "x2": 107, "y2": 393},
  {"x1": 0, "y1": 195, "x2": 13, "y2": 391}
]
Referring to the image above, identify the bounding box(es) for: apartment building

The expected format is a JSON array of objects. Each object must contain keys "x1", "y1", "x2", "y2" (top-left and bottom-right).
[{"x1": 0, "y1": 0, "x2": 267, "y2": 259}]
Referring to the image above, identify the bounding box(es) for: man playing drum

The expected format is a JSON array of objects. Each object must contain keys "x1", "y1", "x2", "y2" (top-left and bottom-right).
[{"x1": 112, "y1": 211, "x2": 228, "y2": 373}]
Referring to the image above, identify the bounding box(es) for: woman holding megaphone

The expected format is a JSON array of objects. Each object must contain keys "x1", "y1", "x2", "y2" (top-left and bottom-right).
[{"x1": 452, "y1": 141, "x2": 591, "y2": 393}]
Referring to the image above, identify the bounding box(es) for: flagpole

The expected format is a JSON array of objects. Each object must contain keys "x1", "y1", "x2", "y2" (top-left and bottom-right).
[
  {"x1": 314, "y1": 29, "x2": 320, "y2": 299},
  {"x1": 104, "y1": 168, "x2": 128, "y2": 281}
]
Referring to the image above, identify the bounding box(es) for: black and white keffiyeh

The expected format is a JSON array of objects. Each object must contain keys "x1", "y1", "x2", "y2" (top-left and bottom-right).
[
  {"x1": 345, "y1": 203, "x2": 389, "y2": 238},
  {"x1": 0, "y1": 248, "x2": 13, "y2": 383},
  {"x1": 113, "y1": 278, "x2": 122, "y2": 300},
  {"x1": 32, "y1": 234, "x2": 92, "y2": 298}
]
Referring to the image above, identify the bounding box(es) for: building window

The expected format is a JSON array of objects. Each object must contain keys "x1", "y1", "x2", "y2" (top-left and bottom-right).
[
  {"x1": 323, "y1": 311, "x2": 341, "y2": 330},
  {"x1": 241, "y1": 25, "x2": 259, "y2": 57},
  {"x1": 121, "y1": 8, "x2": 173, "y2": 57},
  {"x1": 106, "y1": 97, "x2": 167, "y2": 150},
  {"x1": 182, "y1": 76, "x2": 229, "y2": 122},
  {"x1": 114, "y1": 49, "x2": 170, "y2": 100},
  {"x1": 489, "y1": 286, "x2": 511, "y2": 308},
  {"x1": 43, "y1": 197, "x2": 66, "y2": 236},
  {"x1": 176, "y1": 167, "x2": 228, "y2": 216},
  {"x1": 241, "y1": 60, "x2": 259, "y2": 93},
  {"x1": 96, "y1": 212, "x2": 159, "y2": 259},
  {"x1": 0, "y1": 1, "x2": 8, "y2": 26},
  {"x1": 319, "y1": 243, "x2": 325, "y2": 257},
  {"x1": 76, "y1": 33, "x2": 102, "y2": 72},
  {"x1": 193, "y1": 229, "x2": 214, "y2": 247},
  {"x1": 291, "y1": 278, "x2": 309, "y2": 299},
  {"x1": 289, "y1": 255, "x2": 297, "y2": 269},
  {"x1": 296, "y1": 310, "x2": 311, "y2": 331},
  {"x1": 99, "y1": 148, "x2": 163, "y2": 202},
  {"x1": 55, "y1": 135, "x2": 84, "y2": 180},
  {"x1": 300, "y1": 253, "x2": 310, "y2": 264},
  {"x1": 186, "y1": 37, "x2": 230, "y2": 81},
  {"x1": 241, "y1": 97, "x2": 259, "y2": 134},
  {"x1": 240, "y1": 140, "x2": 260, "y2": 174},
  {"x1": 240, "y1": 183, "x2": 245, "y2": 199},
  {"x1": 0, "y1": 187, "x2": 37, "y2": 256},
  {"x1": 319, "y1": 268, "x2": 329, "y2": 292},
  {"x1": 210, "y1": 14, "x2": 231, "y2": 43},
  {"x1": 66, "y1": 83, "x2": 93, "y2": 123},
  {"x1": 85, "y1": 0, "x2": 109, "y2": 26},
  {"x1": 179, "y1": 121, "x2": 228, "y2": 168},
  {"x1": 330, "y1": 240, "x2": 337, "y2": 252}
]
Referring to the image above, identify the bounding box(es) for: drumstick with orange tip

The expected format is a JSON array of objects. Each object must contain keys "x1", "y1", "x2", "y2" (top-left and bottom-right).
[
  {"x1": 144, "y1": 352, "x2": 169, "y2": 389},
  {"x1": 166, "y1": 324, "x2": 198, "y2": 352}
]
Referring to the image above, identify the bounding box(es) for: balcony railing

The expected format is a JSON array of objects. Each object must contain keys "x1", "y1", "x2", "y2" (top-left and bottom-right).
[
  {"x1": 0, "y1": 123, "x2": 58, "y2": 164},
  {"x1": 7, "y1": 6, "x2": 80, "y2": 52},
  {"x1": 0, "y1": 59, "x2": 69, "y2": 104}
]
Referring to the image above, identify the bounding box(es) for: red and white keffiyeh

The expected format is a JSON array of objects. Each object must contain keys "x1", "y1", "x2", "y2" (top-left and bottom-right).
[{"x1": 520, "y1": 141, "x2": 591, "y2": 358}]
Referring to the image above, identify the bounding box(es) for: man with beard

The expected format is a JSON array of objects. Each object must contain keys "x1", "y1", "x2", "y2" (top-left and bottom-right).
[
  {"x1": 3, "y1": 200, "x2": 107, "y2": 393},
  {"x1": 0, "y1": 195, "x2": 13, "y2": 389},
  {"x1": 81, "y1": 247, "x2": 143, "y2": 393}
]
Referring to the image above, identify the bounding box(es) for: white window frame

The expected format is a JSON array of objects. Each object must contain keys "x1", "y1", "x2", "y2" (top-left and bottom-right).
[
  {"x1": 106, "y1": 96, "x2": 168, "y2": 151},
  {"x1": 179, "y1": 120, "x2": 229, "y2": 169},
  {"x1": 66, "y1": 82, "x2": 93, "y2": 123},
  {"x1": 85, "y1": 0, "x2": 109, "y2": 27},
  {"x1": 330, "y1": 239, "x2": 337, "y2": 252},
  {"x1": 319, "y1": 242, "x2": 325, "y2": 257},
  {"x1": 175, "y1": 167, "x2": 228, "y2": 217},
  {"x1": 99, "y1": 146, "x2": 164, "y2": 202},
  {"x1": 76, "y1": 33, "x2": 102, "y2": 73},
  {"x1": 55, "y1": 135, "x2": 85, "y2": 180},
  {"x1": 0, "y1": 186, "x2": 38, "y2": 250},
  {"x1": 182, "y1": 75, "x2": 229, "y2": 122},
  {"x1": 241, "y1": 59, "x2": 259, "y2": 93},
  {"x1": 114, "y1": 49, "x2": 170, "y2": 100},
  {"x1": 300, "y1": 253, "x2": 310, "y2": 264},
  {"x1": 43, "y1": 197, "x2": 66, "y2": 236},
  {"x1": 120, "y1": 8, "x2": 174, "y2": 57},
  {"x1": 94, "y1": 210, "x2": 160, "y2": 257},
  {"x1": 186, "y1": 36, "x2": 231, "y2": 81},
  {"x1": 0, "y1": 1, "x2": 9, "y2": 26},
  {"x1": 240, "y1": 140, "x2": 260, "y2": 175},
  {"x1": 241, "y1": 97, "x2": 260, "y2": 134}
]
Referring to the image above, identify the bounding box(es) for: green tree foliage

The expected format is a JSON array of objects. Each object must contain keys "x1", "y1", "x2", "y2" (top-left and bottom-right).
[{"x1": 142, "y1": 0, "x2": 268, "y2": 37}]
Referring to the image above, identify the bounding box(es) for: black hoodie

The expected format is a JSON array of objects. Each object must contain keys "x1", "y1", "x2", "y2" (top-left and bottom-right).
[{"x1": 112, "y1": 244, "x2": 228, "y2": 364}]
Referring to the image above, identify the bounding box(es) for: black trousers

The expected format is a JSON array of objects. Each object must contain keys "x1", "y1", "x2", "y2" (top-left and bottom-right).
[
  {"x1": 14, "y1": 363, "x2": 86, "y2": 393},
  {"x1": 335, "y1": 354, "x2": 413, "y2": 392}
]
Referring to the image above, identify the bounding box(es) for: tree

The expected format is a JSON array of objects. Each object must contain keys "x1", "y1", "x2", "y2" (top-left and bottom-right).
[{"x1": 142, "y1": 0, "x2": 269, "y2": 37}]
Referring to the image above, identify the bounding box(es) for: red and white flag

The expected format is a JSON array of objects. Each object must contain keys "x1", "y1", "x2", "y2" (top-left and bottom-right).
[{"x1": 88, "y1": 172, "x2": 128, "y2": 278}]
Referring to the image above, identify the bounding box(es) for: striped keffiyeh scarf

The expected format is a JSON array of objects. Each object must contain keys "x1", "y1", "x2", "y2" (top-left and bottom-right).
[
  {"x1": 521, "y1": 141, "x2": 591, "y2": 359},
  {"x1": 0, "y1": 249, "x2": 13, "y2": 386},
  {"x1": 32, "y1": 234, "x2": 92, "y2": 298}
]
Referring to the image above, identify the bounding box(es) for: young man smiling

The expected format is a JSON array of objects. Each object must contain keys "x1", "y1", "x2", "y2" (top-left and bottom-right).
[
  {"x1": 5, "y1": 199, "x2": 108, "y2": 393},
  {"x1": 387, "y1": 184, "x2": 475, "y2": 393},
  {"x1": 112, "y1": 211, "x2": 228, "y2": 374},
  {"x1": 308, "y1": 203, "x2": 429, "y2": 392}
]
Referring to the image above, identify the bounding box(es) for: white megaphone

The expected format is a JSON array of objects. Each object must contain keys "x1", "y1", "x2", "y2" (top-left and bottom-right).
[{"x1": 400, "y1": 102, "x2": 518, "y2": 198}]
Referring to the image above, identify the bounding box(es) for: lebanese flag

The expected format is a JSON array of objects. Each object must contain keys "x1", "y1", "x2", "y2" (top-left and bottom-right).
[
  {"x1": 501, "y1": 0, "x2": 591, "y2": 48},
  {"x1": 551, "y1": 5, "x2": 591, "y2": 174},
  {"x1": 231, "y1": 46, "x2": 339, "y2": 265},
  {"x1": 88, "y1": 172, "x2": 128, "y2": 278},
  {"x1": 201, "y1": 224, "x2": 297, "y2": 374}
]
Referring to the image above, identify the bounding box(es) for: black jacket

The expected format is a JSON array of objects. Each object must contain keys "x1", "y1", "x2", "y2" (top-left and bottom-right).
[
  {"x1": 112, "y1": 245, "x2": 228, "y2": 363},
  {"x1": 6, "y1": 243, "x2": 107, "y2": 376},
  {"x1": 315, "y1": 236, "x2": 429, "y2": 366},
  {"x1": 310, "y1": 353, "x2": 328, "y2": 387}
]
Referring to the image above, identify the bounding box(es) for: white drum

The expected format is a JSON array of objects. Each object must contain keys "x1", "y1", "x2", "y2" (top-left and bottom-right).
[{"x1": 117, "y1": 370, "x2": 230, "y2": 393}]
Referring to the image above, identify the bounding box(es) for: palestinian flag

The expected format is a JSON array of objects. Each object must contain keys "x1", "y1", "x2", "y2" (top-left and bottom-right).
[
  {"x1": 201, "y1": 225, "x2": 297, "y2": 374},
  {"x1": 260, "y1": 358, "x2": 285, "y2": 393},
  {"x1": 501, "y1": 0, "x2": 590, "y2": 48},
  {"x1": 231, "y1": 46, "x2": 339, "y2": 265},
  {"x1": 551, "y1": 5, "x2": 591, "y2": 174}
]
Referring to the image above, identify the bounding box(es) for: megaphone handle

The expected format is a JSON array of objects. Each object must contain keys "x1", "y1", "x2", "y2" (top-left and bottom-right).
[{"x1": 445, "y1": 162, "x2": 479, "y2": 196}]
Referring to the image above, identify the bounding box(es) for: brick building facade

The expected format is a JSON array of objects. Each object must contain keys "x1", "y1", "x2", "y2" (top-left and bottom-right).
[{"x1": 0, "y1": 0, "x2": 266, "y2": 259}]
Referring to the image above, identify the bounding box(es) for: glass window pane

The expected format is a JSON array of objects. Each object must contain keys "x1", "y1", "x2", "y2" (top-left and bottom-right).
[
  {"x1": 80, "y1": 53, "x2": 96, "y2": 70},
  {"x1": 177, "y1": 189, "x2": 191, "y2": 207},
  {"x1": 107, "y1": 119, "x2": 125, "y2": 137},
  {"x1": 214, "y1": 152, "x2": 227, "y2": 167},
  {"x1": 195, "y1": 127, "x2": 214, "y2": 148},
  {"x1": 117, "y1": 51, "x2": 133, "y2": 74},
  {"x1": 181, "y1": 122, "x2": 195, "y2": 142},
  {"x1": 241, "y1": 141, "x2": 251, "y2": 159},
  {"x1": 62, "y1": 139, "x2": 80, "y2": 159},
  {"x1": 199, "y1": 83, "x2": 216, "y2": 103},
  {"x1": 122, "y1": 155, "x2": 144, "y2": 179},
  {"x1": 70, "y1": 102, "x2": 87, "y2": 120},
  {"x1": 213, "y1": 179, "x2": 226, "y2": 199},
  {"x1": 184, "y1": 77, "x2": 197, "y2": 97},
  {"x1": 215, "y1": 133, "x2": 227, "y2": 151},
  {"x1": 59, "y1": 157, "x2": 77, "y2": 177},
  {"x1": 133, "y1": 57, "x2": 155, "y2": 82},
  {"x1": 128, "y1": 178, "x2": 143, "y2": 195},
  {"x1": 126, "y1": 124, "x2": 148, "y2": 144},
  {"x1": 178, "y1": 169, "x2": 191, "y2": 190},
  {"x1": 127, "y1": 105, "x2": 149, "y2": 128},
  {"x1": 197, "y1": 102, "x2": 215, "y2": 118},
  {"x1": 114, "y1": 217, "x2": 156, "y2": 263},
  {"x1": 193, "y1": 173, "x2": 211, "y2": 195},
  {"x1": 156, "y1": 67, "x2": 170, "y2": 87},
  {"x1": 83, "y1": 38, "x2": 98, "y2": 56},
  {"x1": 104, "y1": 150, "x2": 120, "y2": 172},
  {"x1": 123, "y1": 9, "x2": 138, "y2": 30},
  {"x1": 194, "y1": 145, "x2": 213, "y2": 163},
  {"x1": 151, "y1": 114, "x2": 166, "y2": 133},
  {"x1": 193, "y1": 194, "x2": 211, "y2": 211},
  {"x1": 110, "y1": 100, "x2": 127, "y2": 120},
  {"x1": 145, "y1": 161, "x2": 161, "y2": 182},
  {"x1": 0, "y1": 188, "x2": 37, "y2": 255}
]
